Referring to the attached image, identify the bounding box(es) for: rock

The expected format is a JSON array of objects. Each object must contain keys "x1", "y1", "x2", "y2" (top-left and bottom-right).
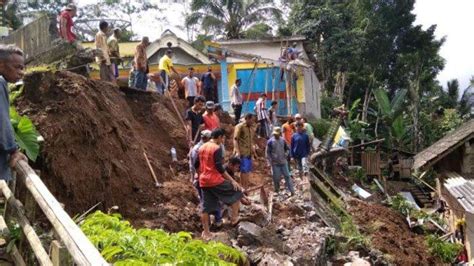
[
  {"x1": 238, "y1": 222, "x2": 263, "y2": 246},
  {"x1": 258, "y1": 249, "x2": 293, "y2": 266},
  {"x1": 211, "y1": 232, "x2": 232, "y2": 246},
  {"x1": 306, "y1": 210, "x2": 319, "y2": 222}
]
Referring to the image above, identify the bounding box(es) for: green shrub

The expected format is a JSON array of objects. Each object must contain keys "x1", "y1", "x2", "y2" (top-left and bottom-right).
[
  {"x1": 312, "y1": 118, "x2": 332, "y2": 140},
  {"x1": 426, "y1": 235, "x2": 463, "y2": 263},
  {"x1": 81, "y1": 211, "x2": 245, "y2": 265}
]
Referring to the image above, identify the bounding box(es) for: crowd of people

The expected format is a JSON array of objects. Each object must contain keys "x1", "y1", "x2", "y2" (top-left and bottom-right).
[{"x1": 57, "y1": 4, "x2": 315, "y2": 239}]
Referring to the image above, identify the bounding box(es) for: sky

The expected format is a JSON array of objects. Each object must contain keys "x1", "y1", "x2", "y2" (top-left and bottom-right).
[
  {"x1": 414, "y1": 0, "x2": 474, "y2": 92},
  {"x1": 75, "y1": 0, "x2": 474, "y2": 91}
]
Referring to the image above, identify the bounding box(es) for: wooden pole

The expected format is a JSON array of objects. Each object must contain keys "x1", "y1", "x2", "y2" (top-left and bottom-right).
[
  {"x1": 165, "y1": 89, "x2": 190, "y2": 143},
  {"x1": 143, "y1": 151, "x2": 161, "y2": 187},
  {"x1": 0, "y1": 181, "x2": 53, "y2": 266},
  {"x1": 13, "y1": 161, "x2": 107, "y2": 265}
]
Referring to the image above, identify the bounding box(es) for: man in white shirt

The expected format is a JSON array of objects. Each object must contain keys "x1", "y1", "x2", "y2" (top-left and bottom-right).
[
  {"x1": 181, "y1": 67, "x2": 201, "y2": 107},
  {"x1": 230, "y1": 78, "x2": 243, "y2": 125},
  {"x1": 255, "y1": 93, "x2": 270, "y2": 138}
]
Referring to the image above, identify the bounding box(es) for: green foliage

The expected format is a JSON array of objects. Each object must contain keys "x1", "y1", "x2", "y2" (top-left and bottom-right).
[
  {"x1": 9, "y1": 108, "x2": 40, "y2": 162},
  {"x1": 339, "y1": 215, "x2": 369, "y2": 250},
  {"x1": 186, "y1": 0, "x2": 282, "y2": 39},
  {"x1": 81, "y1": 211, "x2": 245, "y2": 265},
  {"x1": 320, "y1": 94, "x2": 342, "y2": 119},
  {"x1": 311, "y1": 118, "x2": 331, "y2": 140},
  {"x1": 347, "y1": 98, "x2": 370, "y2": 142},
  {"x1": 426, "y1": 235, "x2": 463, "y2": 263}
]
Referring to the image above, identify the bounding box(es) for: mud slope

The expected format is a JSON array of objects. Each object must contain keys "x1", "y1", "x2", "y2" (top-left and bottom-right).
[{"x1": 17, "y1": 71, "x2": 200, "y2": 231}]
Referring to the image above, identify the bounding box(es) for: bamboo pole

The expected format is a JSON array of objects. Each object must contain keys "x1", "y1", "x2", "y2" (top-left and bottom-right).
[
  {"x1": 13, "y1": 161, "x2": 107, "y2": 265},
  {"x1": 0, "y1": 181, "x2": 52, "y2": 266}
]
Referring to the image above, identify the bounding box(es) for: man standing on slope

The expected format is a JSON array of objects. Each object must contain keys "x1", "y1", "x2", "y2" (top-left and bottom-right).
[
  {"x1": 182, "y1": 67, "x2": 201, "y2": 107},
  {"x1": 95, "y1": 21, "x2": 114, "y2": 82},
  {"x1": 266, "y1": 127, "x2": 295, "y2": 195},
  {"x1": 234, "y1": 113, "x2": 257, "y2": 189},
  {"x1": 202, "y1": 101, "x2": 220, "y2": 131},
  {"x1": 230, "y1": 78, "x2": 243, "y2": 125},
  {"x1": 201, "y1": 66, "x2": 216, "y2": 102},
  {"x1": 132, "y1": 37, "x2": 150, "y2": 90},
  {"x1": 196, "y1": 129, "x2": 244, "y2": 239},
  {"x1": 0, "y1": 45, "x2": 27, "y2": 181},
  {"x1": 108, "y1": 28, "x2": 122, "y2": 80},
  {"x1": 291, "y1": 121, "x2": 311, "y2": 179},
  {"x1": 255, "y1": 93, "x2": 270, "y2": 138},
  {"x1": 58, "y1": 4, "x2": 77, "y2": 43},
  {"x1": 158, "y1": 49, "x2": 179, "y2": 94}
]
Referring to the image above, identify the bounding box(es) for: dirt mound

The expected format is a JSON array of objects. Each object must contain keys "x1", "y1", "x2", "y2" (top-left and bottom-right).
[
  {"x1": 17, "y1": 71, "x2": 200, "y2": 231},
  {"x1": 347, "y1": 200, "x2": 439, "y2": 265}
]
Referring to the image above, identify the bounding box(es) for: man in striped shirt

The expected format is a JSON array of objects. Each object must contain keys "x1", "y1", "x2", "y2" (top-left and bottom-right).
[{"x1": 255, "y1": 93, "x2": 270, "y2": 138}]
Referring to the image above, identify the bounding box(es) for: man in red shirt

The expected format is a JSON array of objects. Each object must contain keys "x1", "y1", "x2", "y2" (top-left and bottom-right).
[
  {"x1": 202, "y1": 101, "x2": 220, "y2": 131},
  {"x1": 196, "y1": 129, "x2": 244, "y2": 240},
  {"x1": 58, "y1": 4, "x2": 77, "y2": 43}
]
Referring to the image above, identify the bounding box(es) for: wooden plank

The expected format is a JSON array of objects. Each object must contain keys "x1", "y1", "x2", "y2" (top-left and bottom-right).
[
  {"x1": 0, "y1": 215, "x2": 26, "y2": 266},
  {"x1": 50, "y1": 240, "x2": 70, "y2": 266},
  {"x1": 0, "y1": 181, "x2": 52, "y2": 266},
  {"x1": 14, "y1": 161, "x2": 107, "y2": 265}
]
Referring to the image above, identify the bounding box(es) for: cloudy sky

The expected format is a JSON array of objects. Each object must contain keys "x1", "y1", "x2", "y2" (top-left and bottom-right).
[
  {"x1": 414, "y1": 0, "x2": 474, "y2": 92},
  {"x1": 77, "y1": 0, "x2": 473, "y2": 91}
]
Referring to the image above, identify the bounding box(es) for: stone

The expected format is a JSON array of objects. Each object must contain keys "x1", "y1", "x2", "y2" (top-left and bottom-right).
[
  {"x1": 237, "y1": 222, "x2": 263, "y2": 246},
  {"x1": 306, "y1": 210, "x2": 319, "y2": 222},
  {"x1": 257, "y1": 249, "x2": 293, "y2": 266}
]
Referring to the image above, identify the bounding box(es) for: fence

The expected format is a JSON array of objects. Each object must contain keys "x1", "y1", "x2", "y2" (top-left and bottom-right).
[
  {"x1": 0, "y1": 15, "x2": 58, "y2": 63},
  {"x1": 0, "y1": 160, "x2": 107, "y2": 265}
]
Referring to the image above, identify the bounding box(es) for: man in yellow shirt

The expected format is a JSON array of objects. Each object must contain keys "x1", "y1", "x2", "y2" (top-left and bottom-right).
[
  {"x1": 158, "y1": 49, "x2": 179, "y2": 94},
  {"x1": 95, "y1": 20, "x2": 114, "y2": 82}
]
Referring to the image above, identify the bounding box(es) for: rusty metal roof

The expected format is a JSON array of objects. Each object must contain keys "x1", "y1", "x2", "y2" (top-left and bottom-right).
[
  {"x1": 413, "y1": 119, "x2": 474, "y2": 171},
  {"x1": 444, "y1": 172, "x2": 474, "y2": 213}
]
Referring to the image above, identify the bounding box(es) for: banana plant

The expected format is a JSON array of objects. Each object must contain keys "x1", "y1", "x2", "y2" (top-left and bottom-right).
[
  {"x1": 374, "y1": 88, "x2": 408, "y2": 148},
  {"x1": 9, "y1": 107, "x2": 40, "y2": 162}
]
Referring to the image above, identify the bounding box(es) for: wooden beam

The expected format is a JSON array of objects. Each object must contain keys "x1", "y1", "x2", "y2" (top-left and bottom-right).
[
  {"x1": 13, "y1": 161, "x2": 107, "y2": 265},
  {"x1": 0, "y1": 215, "x2": 26, "y2": 266},
  {"x1": 0, "y1": 181, "x2": 52, "y2": 266}
]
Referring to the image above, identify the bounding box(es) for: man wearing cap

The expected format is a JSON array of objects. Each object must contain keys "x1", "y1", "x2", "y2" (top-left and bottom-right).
[
  {"x1": 195, "y1": 129, "x2": 244, "y2": 239},
  {"x1": 234, "y1": 113, "x2": 257, "y2": 189},
  {"x1": 255, "y1": 93, "x2": 270, "y2": 138},
  {"x1": 59, "y1": 4, "x2": 77, "y2": 43},
  {"x1": 181, "y1": 67, "x2": 201, "y2": 107},
  {"x1": 201, "y1": 66, "x2": 216, "y2": 102},
  {"x1": 108, "y1": 28, "x2": 121, "y2": 79},
  {"x1": 291, "y1": 121, "x2": 311, "y2": 179},
  {"x1": 202, "y1": 101, "x2": 220, "y2": 131},
  {"x1": 230, "y1": 78, "x2": 243, "y2": 125},
  {"x1": 189, "y1": 129, "x2": 223, "y2": 228},
  {"x1": 95, "y1": 21, "x2": 114, "y2": 82},
  {"x1": 158, "y1": 49, "x2": 179, "y2": 94},
  {"x1": 266, "y1": 127, "x2": 295, "y2": 195},
  {"x1": 132, "y1": 37, "x2": 150, "y2": 90}
]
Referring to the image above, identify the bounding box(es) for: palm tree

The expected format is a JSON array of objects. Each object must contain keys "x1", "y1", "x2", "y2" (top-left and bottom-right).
[
  {"x1": 446, "y1": 79, "x2": 459, "y2": 109},
  {"x1": 185, "y1": 0, "x2": 282, "y2": 39}
]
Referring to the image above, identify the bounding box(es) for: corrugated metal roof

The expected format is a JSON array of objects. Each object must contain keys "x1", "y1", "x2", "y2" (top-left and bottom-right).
[
  {"x1": 444, "y1": 173, "x2": 474, "y2": 213},
  {"x1": 413, "y1": 119, "x2": 474, "y2": 171}
]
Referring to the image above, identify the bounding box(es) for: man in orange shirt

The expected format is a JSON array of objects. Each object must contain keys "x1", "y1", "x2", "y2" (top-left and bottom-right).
[
  {"x1": 202, "y1": 101, "x2": 220, "y2": 131},
  {"x1": 282, "y1": 117, "x2": 295, "y2": 172},
  {"x1": 196, "y1": 129, "x2": 244, "y2": 239}
]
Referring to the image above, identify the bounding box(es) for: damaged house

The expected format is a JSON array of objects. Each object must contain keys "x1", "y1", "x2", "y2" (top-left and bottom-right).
[{"x1": 413, "y1": 119, "x2": 474, "y2": 262}]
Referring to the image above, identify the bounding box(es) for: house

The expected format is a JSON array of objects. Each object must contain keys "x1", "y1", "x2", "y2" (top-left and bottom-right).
[
  {"x1": 217, "y1": 36, "x2": 321, "y2": 118},
  {"x1": 413, "y1": 119, "x2": 474, "y2": 262}
]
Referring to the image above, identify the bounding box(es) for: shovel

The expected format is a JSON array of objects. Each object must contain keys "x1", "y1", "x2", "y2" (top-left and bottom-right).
[{"x1": 245, "y1": 185, "x2": 269, "y2": 206}]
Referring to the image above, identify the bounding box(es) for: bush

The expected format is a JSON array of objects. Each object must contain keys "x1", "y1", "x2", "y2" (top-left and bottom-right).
[
  {"x1": 81, "y1": 211, "x2": 245, "y2": 265},
  {"x1": 426, "y1": 235, "x2": 463, "y2": 263},
  {"x1": 312, "y1": 118, "x2": 332, "y2": 140}
]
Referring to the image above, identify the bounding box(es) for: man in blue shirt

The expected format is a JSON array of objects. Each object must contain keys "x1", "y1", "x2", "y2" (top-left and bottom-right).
[
  {"x1": 201, "y1": 66, "x2": 216, "y2": 102},
  {"x1": 0, "y1": 45, "x2": 27, "y2": 181},
  {"x1": 266, "y1": 127, "x2": 294, "y2": 195},
  {"x1": 291, "y1": 121, "x2": 311, "y2": 179}
]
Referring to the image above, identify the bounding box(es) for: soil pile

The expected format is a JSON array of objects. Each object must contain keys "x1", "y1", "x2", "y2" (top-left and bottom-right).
[
  {"x1": 347, "y1": 199, "x2": 439, "y2": 265},
  {"x1": 17, "y1": 71, "x2": 200, "y2": 231}
]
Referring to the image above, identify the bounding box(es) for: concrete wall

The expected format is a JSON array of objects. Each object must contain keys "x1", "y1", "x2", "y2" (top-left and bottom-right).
[
  {"x1": 0, "y1": 15, "x2": 58, "y2": 63},
  {"x1": 462, "y1": 140, "x2": 474, "y2": 176},
  {"x1": 221, "y1": 41, "x2": 309, "y2": 62},
  {"x1": 148, "y1": 48, "x2": 202, "y2": 65}
]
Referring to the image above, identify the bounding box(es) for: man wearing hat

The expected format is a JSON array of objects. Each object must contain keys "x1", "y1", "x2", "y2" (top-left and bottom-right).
[
  {"x1": 230, "y1": 78, "x2": 243, "y2": 125},
  {"x1": 266, "y1": 127, "x2": 295, "y2": 195},
  {"x1": 58, "y1": 4, "x2": 77, "y2": 43},
  {"x1": 158, "y1": 49, "x2": 179, "y2": 94},
  {"x1": 189, "y1": 129, "x2": 223, "y2": 229},
  {"x1": 202, "y1": 101, "x2": 220, "y2": 131},
  {"x1": 132, "y1": 37, "x2": 150, "y2": 90}
]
